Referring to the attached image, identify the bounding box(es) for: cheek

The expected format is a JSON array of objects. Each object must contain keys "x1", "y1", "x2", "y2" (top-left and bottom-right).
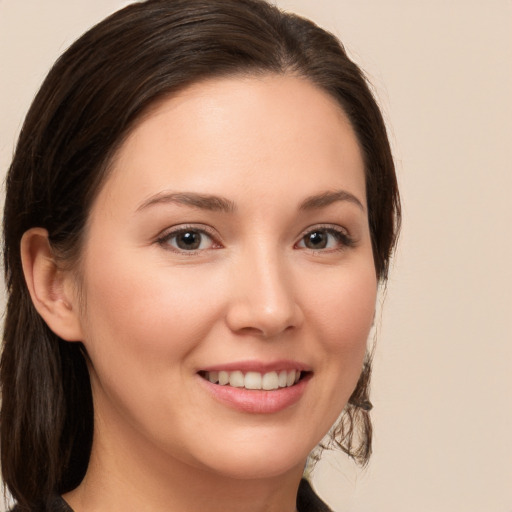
[
  {"x1": 306, "y1": 261, "x2": 377, "y2": 347},
  {"x1": 76, "y1": 254, "x2": 230, "y2": 438},
  {"x1": 78, "y1": 250, "x2": 222, "y2": 379},
  {"x1": 303, "y1": 260, "x2": 376, "y2": 396}
]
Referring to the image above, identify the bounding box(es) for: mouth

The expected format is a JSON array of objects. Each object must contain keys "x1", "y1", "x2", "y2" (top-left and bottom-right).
[
  {"x1": 198, "y1": 369, "x2": 309, "y2": 391},
  {"x1": 197, "y1": 365, "x2": 312, "y2": 414}
]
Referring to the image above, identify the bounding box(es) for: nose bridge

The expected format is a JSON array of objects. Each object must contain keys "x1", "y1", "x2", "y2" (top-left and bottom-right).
[{"x1": 226, "y1": 239, "x2": 302, "y2": 337}]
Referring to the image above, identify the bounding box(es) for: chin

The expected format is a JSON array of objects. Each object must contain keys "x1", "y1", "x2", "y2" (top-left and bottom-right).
[
  {"x1": 185, "y1": 428, "x2": 315, "y2": 481},
  {"x1": 200, "y1": 452, "x2": 306, "y2": 481}
]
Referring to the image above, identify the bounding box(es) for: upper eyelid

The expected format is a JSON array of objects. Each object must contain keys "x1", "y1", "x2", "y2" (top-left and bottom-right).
[
  {"x1": 295, "y1": 224, "x2": 356, "y2": 249},
  {"x1": 156, "y1": 224, "x2": 222, "y2": 249},
  {"x1": 157, "y1": 223, "x2": 219, "y2": 239},
  {"x1": 298, "y1": 223, "x2": 351, "y2": 237}
]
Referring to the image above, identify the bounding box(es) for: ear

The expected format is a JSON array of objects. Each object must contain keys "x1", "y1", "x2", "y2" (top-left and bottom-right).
[{"x1": 20, "y1": 228, "x2": 84, "y2": 342}]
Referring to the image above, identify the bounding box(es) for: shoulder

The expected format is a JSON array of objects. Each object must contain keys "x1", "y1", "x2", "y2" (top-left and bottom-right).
[{"x1": 297, "y1": 478, "x2": 333, "y2": 512}]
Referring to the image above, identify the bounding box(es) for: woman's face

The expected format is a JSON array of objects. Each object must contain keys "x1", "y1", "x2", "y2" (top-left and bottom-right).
[{"x1": 75, "y1": 74, "x2": 377, "y2": 480}]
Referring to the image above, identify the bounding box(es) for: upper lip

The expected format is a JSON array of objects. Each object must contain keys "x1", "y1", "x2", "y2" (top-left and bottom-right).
[{"x1": 198, "y1": 360, "x2": 312, "y2": 373}]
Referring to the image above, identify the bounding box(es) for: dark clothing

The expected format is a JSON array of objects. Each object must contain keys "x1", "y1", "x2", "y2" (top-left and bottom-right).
[
  {"x1": 12, "y1": 478, "x2": 331, "y2": 511},
  {"x1": 10, "y1": 495, "x2": 72, "y2": 512},
  {"x1": 297, "y1": 479, "x2": 333, "y2": 511},
  {"x1": 47, "y1": 496, "x2": 72, "y2": 512}
]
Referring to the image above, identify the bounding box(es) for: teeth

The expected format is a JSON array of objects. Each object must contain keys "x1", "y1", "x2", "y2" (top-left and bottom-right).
[
  {"x1": 229, "y1": 370, "x2": 244, "y2": 388},
  {"x1": 262, "y1": 371, "x2": 279, "y2": 390},
  {"x1": 204, "y1": 369, "x2": 302, "y2": 390},
  {"x1": 244, "y1": 372, "x2": 262, "y2": 390}
]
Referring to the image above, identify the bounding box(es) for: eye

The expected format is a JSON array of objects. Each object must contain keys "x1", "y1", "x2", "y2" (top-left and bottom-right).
[
  {"x1": 296, "y1": 226, "x2": 354, "y2": 251},
  {"x1": 157, "y1": 226, "x2": 218, "y2": 253}
]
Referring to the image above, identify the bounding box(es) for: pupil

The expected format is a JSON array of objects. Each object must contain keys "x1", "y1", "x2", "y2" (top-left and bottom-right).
[
  {"x1": 177, "y1": 231, "x2": 200, "y2": 250},
  {"x1": 307, "y1": 231, "x2": 326, "y2": 249}
]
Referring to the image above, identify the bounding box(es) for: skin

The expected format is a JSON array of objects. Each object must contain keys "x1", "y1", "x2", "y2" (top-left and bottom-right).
[{"x1": 23, "y1": 74, "x2": 377, "y2": 512}]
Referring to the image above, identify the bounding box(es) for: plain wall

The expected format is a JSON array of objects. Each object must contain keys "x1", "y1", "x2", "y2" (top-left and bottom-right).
[{"x1": 1, "y1": 1, "x2": 511, "y2": 511}]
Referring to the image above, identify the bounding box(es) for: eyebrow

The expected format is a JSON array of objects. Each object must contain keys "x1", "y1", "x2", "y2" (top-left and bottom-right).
[
  {"x1": 136, "y1": 189, "x2": 364, "y2": 214},
  {"x1": 136, "y1": 191, "x2": 236, "y2": 213},
  {"x1": 299, "y1": 190, "x2": 365, "y2": 212}
]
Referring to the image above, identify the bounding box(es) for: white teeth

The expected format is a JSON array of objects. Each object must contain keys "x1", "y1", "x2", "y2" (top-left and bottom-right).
[
  {"x1": 204, "y1": 369, "x2": 302, "y2": 390},
  {"x1": 229, "y1": 370, "x2": 244, "y2": 388},
  {"x1": 286, "y1": 370, "x2": 296, "y2": 387},
  {"x1": 244, "y1": 372, "x2": 262, "y2": 390},
  {"x1": 262, "y1": 371, "x2": 279, "y2": 390}
]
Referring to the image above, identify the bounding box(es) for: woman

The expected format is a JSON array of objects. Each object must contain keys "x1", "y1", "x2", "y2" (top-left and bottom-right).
[{"x1": 1, "y1": 0, "x2": 400, "y2": 510}]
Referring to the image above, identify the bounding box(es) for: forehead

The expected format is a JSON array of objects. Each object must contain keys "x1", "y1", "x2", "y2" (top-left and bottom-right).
[{"x1": 96, "y1": 74, "x2": 366, "y2": 215}]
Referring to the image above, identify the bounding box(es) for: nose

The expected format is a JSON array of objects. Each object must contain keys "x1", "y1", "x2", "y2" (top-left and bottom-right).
[{"x1": 225, "y1": 247, "x2": 303, "y2": 338}]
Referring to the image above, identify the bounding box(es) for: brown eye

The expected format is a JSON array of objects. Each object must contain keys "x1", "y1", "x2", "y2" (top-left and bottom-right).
[
  {"x1": 175, "y1": 231, "x2": 202, "y2": 250},
  {"x1": 160, "y1": 228, "x2": 216, "y2": 252},
  {"x1": 297, "y1": 227, "x2": 355, "y2": 251},
  {"x1": 303, "y1": 231, "x2": 328, "y2": 249}
]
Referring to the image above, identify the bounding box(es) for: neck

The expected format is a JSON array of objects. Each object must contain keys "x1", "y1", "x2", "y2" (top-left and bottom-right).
[{"x1": 64, "y1": 409, "x2": 304, "y2": 512}]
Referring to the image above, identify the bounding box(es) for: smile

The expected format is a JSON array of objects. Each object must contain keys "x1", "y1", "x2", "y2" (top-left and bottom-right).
[{"x1": 200, "y1": 370, "x2": 303, "y2": 390}]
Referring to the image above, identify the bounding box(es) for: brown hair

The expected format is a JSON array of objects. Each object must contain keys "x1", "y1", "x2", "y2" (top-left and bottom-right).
[{"x1": 1, "y1": 0, "x2": 400, "y2": 508}]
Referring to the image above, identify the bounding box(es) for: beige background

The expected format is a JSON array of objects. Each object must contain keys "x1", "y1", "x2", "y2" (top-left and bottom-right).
[{"x1": 1, "y1": 1, "x2": 511, "y2": 511}]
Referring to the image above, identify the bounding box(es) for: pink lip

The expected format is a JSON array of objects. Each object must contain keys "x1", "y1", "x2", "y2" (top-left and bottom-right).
[
  {"x1": 197, "y1": 371, "x2": 312, "y2": 414},
  {"x1": 199, "y1": 359, "x2": 312, "y2": 373}
]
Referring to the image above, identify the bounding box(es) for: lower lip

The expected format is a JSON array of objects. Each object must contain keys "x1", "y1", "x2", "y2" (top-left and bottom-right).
[{"x1": 198, "y1": 374, "x2": 311, "y2": 414}]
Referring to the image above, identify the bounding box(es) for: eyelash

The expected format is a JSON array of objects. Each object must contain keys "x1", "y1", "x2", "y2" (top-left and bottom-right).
[
  {"x1": 156, "y1": 225, "x2": 220, "y2": 254},
  {"x1": 295, "y1": 225, "x2": 356, "y2": 253},
  {"x1": 156, "y1": 224, "x2": 355, "y2": 255}
]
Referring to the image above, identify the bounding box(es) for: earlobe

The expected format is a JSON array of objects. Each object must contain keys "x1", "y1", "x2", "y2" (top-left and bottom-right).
[{"x1": 20, "y1": 228, "x2": 83, "y2": 342}]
